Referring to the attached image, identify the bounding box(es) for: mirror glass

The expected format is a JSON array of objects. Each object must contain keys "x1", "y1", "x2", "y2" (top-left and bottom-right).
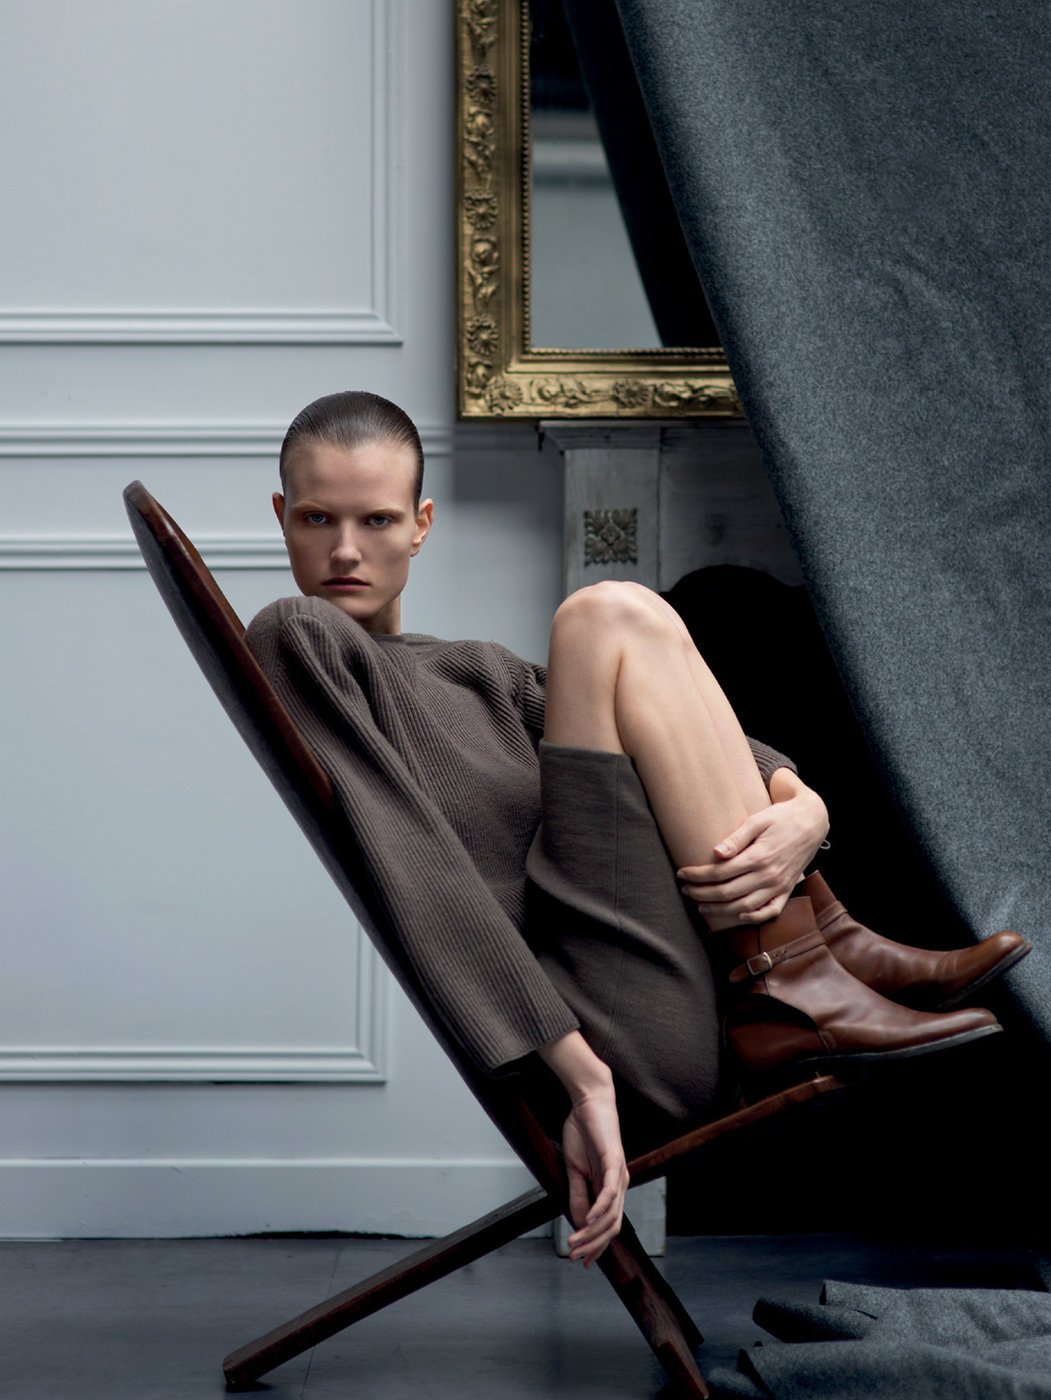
[
  {"x1": 456, "y1": 0, "x2": 733, "y2": 420},
  {"x1": 528, "y1": 0, "x2": 661, "y2": 350}
]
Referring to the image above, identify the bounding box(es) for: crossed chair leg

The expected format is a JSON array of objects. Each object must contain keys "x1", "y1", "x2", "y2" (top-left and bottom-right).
[{"x1": 223, "y1": 1076, "x2": 841, "y2": 1398}]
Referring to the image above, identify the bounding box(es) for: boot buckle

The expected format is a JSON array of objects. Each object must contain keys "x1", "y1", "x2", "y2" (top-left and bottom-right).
[{"x1": 746, "y1": 951, "x2": 774, "y2": 977}]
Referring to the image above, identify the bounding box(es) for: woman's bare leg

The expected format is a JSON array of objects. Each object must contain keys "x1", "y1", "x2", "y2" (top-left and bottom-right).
[
  {"x1": 544, "y1": 581, "x2": 769, "y2": 930},
  {"x1": 544, "y1": 582, "x2": 1000, "y2": 1087}
]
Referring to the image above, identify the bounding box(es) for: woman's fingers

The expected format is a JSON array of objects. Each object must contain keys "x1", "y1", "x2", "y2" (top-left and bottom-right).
[
  {"x1": 567, "y1": 1209, "x2": 619, "y2": 1264},
  {"x1": 679, "y1": 808, "x2": 816, "y2": 908},
  {"x1": 568, "y1": 1167, "x2": 627, "y2": 1267},
  {"x1": 678, "y1": 858, "x2": 756, "y2": 888},
  {"x1": 585, "y1": 1171, "x2": 622, "y2": 1224},
  {"x1": 699, "y1": 891, "x2": 782, "y2": 921},
  {"x1": 566, "y1": 1164, "x2": 620, "y2": 1266},
  {"x1": 740, "y1": 892, "x2": 790, "y2": 923},
  {"x1": 677, "y1": 784, "x2": 831, "y2": 926},
  {"x1": 680, "y1": 859, "x2": 796, "y2": 919},
  {"x1": 711, "y1": 808, "x2": 773, "y2": 860},
  {"x1": 565, "y1": 1162, "x2": 591, "y2": 1231},
  {"x1": 677, "y1": 824, "x2": 777, "y2": 887},
  {"x1": 561, "y1": 1092, "x2": 628, "y2": 1266},
  {"x1": 680, "y1": 869, "x2": 770, "y2": 901},
  {"x1": 681, "y1": 864, "x2": 787, "y2": 906}
]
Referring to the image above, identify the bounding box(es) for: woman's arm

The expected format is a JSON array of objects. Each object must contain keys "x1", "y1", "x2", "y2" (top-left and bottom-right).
[
  {"x1": 536, "y1": 1030, "x2": 629, "y2": 1268},
  {"x1": 678, "y1": 767, "x2": 830, "y2": 924},
  {"x1": 248, "y1": 601, "x2": 581, "y2": 1072}
]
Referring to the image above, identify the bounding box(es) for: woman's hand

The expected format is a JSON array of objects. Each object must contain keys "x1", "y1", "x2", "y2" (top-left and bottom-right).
[
  {"x1": 678, "y1": 769, "x2": 829, "y2": 924},
  {"x1": 560, "y1": 1085, "x2": 629, "y2": 1267},
  {"x1": 537, "y1": 1031, "x2": 629, "y2": 1268}
]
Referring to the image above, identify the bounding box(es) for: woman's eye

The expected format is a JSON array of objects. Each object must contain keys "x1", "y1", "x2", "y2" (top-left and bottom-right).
[
  {"x1": 366, "y1": 515, "x2": 392, "y2": 528},
  {"x1": 304, "y1": 511, "x2": 328, "y2": 525}
]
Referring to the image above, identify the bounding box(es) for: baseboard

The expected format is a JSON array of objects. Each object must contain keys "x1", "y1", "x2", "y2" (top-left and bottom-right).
[{"x1": 0, "y1": 1159, "x2": 544, "y2": 1240}]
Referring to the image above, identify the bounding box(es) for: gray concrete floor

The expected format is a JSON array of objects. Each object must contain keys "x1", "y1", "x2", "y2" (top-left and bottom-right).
[{"x1": 0, "y1": 1232, "x2": 1035, "y2": 1399}]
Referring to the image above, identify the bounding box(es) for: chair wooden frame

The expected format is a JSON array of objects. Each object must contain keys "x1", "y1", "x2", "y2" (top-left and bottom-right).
[{"x1": 124, "y1": 480, "x2": 842, "y2": 1398}]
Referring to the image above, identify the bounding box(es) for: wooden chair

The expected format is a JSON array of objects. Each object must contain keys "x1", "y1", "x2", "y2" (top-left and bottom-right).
[{"x1": 123, "y1": 480, "x2": 842, "y2": 1399}]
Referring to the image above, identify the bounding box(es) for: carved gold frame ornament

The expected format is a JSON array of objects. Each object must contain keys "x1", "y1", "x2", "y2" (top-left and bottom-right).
[{"x1": 456, "y1": 0, "x2": 740, "y2": 420}]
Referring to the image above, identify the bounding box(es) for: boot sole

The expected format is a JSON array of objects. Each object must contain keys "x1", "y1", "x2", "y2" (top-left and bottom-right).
[
  {"x1": 742, "y1": 1023, "x2": 1002, "y2": 1095},
  {"x1": 934, "y1": 941, "x2": 1033, "y2": 1009}
]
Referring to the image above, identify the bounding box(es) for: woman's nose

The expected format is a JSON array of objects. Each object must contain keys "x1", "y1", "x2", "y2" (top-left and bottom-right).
[{"x1": 330, "y1": 527, "x2": 363, "y2": 569}]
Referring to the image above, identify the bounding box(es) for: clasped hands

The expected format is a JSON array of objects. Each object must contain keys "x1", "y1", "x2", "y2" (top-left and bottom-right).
[{"x1": 678, "y1": 768, "x2": 830, "y2": 925}]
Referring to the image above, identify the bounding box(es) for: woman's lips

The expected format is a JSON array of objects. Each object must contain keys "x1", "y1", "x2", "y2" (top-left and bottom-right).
[{"x1": 324, "y1": 577, "x2": 368, "y2": 592}]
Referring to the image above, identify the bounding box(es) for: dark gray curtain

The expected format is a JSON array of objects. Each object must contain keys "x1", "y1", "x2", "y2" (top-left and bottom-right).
[
  {"x1": 559, "y1": 0, "x2": 717, "y2": 345},
  {"x1": 616, "y1": 0, "x2": 1051, "y2": 1042}
]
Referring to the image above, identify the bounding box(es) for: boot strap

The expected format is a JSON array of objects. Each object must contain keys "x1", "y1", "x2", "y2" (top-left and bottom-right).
[{"x1": 728, "y1": 930, "x2": 825, "y2": 984}]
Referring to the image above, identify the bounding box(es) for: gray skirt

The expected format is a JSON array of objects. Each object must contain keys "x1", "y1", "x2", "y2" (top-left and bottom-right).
[{"x1": 525, "y1": 741, "x2": 723, "y2": 1140}]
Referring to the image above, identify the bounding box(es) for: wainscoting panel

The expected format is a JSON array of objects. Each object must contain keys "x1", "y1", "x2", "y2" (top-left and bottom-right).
[
  {"x1": 0, "y1": 0, "x2": 569, "y2": 1238},
  {"x1": 0, "y1": 0, "x2": 399, "y2": 344}
]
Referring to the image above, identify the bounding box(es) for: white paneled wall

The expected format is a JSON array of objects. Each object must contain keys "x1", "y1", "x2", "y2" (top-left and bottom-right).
[{"x1": 0, "y1": 0, "x2": 564, "y2": 1237}]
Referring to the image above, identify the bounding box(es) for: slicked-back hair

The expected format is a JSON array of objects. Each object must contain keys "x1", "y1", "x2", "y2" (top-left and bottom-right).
[{"x1": 279, "y1": 391, "x2": 425, "y2": 505}]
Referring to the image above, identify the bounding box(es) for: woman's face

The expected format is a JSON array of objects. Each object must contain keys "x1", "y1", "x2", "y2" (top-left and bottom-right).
[{"x1": 273, "y1": 438, "x2": 433, "y2": 635}]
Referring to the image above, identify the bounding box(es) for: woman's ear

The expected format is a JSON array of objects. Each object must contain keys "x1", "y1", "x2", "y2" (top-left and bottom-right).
[
  {"x1": 411, "y1": 498, "x2": 434, "y2": 555},
  {"x1": 272, "y1": 491, "x2": 286, "y2": 531}
]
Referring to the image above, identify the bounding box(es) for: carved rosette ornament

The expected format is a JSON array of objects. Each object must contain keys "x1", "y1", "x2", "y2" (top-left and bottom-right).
[
  {"x1": 464, "y1": 191, "x2": 498, "y2": 232},
  {"x1": 484, "y1": 376, "x2": 524, "y2": 413},
  {"x1": 457, "y1": 0, "x2": 740, "y2": 419},
  {"x1": 584, "y1": 509, "x2": 639, "y2": 566}
]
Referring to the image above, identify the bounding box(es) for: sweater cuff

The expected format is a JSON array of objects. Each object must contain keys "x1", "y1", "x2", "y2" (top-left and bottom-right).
[{"x1": 746, "y1": 737, "x2": 797, "y2": 787}]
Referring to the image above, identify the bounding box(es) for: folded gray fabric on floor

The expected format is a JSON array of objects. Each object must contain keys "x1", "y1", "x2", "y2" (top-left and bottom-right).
[
  {"x1": 709, "y1": 1281, "x2": 1051, "y2": 1399},
  {"x1": 615, "y1": 1, "x2": 1051, "y2": 1040}
]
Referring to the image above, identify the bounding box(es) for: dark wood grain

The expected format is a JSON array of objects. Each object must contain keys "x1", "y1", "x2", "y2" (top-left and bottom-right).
[{"x1": 223, "y1": 1187, "x2": 556, "y2": 1389}]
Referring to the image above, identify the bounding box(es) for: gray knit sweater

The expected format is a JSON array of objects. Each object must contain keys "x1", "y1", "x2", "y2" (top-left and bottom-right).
[{"x1": 246, "y1": 596, "x2": 795, "y2": 1074}]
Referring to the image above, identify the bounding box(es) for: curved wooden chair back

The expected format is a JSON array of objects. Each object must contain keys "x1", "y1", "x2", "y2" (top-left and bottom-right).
[{"x1": 121, "y1": 480, "x2": 546, "y2": 1150}]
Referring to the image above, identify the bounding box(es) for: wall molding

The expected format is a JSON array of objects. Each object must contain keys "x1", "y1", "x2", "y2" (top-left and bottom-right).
[
  {"x1": 0, "y1": 0, "x2": 401, "y2": 346},
  {"x1": 0, "y1": 929, "x2": 389, "y2": 1082},
  {"x1": 0, "y1": 534, "x2": 290, "y2": 571},
  {"x1": 0, "y1": 1158, "x2": 539, "y2": 1240},
  {"x1": 0, "y1": 419, "x2": 453, "y2": 571},
  {"x1": 0, "y1": 309, "x2": 401, "y2": 345},
  {"x1": 0, "y1": 422, "x2": 453, "y2": 457},
  {"x1": 0, "y1": 1048, "x2": 384, "y2": 1082}
]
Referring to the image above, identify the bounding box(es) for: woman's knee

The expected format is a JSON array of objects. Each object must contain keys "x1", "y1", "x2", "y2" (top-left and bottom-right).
[{"x1": 552, "y1": 581, "x2": 687, "y2": 648}]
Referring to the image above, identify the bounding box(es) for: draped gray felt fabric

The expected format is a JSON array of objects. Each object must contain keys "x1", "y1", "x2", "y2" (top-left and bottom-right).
[
  {"x1": 708, "y1": 1279, "x2": 1051, "y2": 1399},
  {"x1": 616, "y1": 0, "x2": 1051, "y2": 1039},
  {"x1": 559, "y1": 0, "x2": 717, "y2": 346}
]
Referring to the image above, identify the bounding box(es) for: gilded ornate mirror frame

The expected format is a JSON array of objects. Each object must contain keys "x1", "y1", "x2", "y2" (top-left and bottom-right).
[{"x1": 456, "y1": 0, "x2": 741, "y2": 420}]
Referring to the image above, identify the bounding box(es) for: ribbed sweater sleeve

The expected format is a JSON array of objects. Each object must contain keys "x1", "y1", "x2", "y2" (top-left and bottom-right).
[
  {"x1": 521, "y1": 663, "x2": 548, "y2": 738},
  {"x1": 747, "y1": 737, "x2": 797, "y2": 786},
  {"x1": 245, "y1": 598, "x2": 579, "y2": 1075}
]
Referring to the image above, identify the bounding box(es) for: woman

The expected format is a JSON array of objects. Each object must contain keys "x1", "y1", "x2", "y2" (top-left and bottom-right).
[{"x1": 247, "y1": 391, "x2": 1028, "y2": 1269}]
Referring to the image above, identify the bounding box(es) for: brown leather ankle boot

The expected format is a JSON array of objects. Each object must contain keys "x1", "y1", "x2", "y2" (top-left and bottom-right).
[
  {"x1": 717, "y1": 896, "x2": 1000, "y2": 1078},
  {"x1": 802, "y1": 872, "x2": 1031, "y2": 1009}
]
